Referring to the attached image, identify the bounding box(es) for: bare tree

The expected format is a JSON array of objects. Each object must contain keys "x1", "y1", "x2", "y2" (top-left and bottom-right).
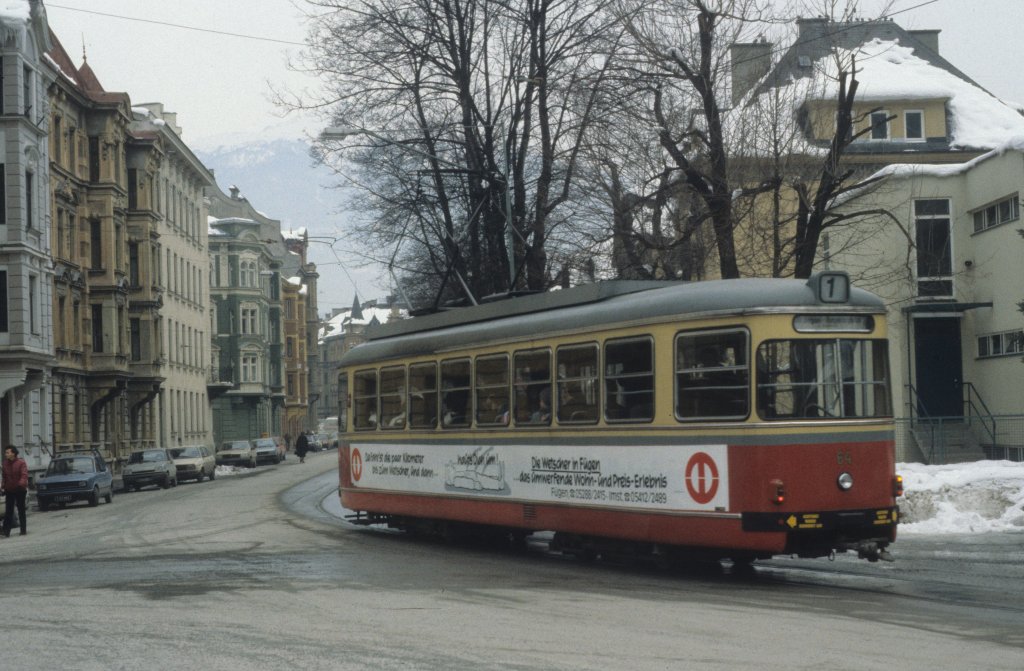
[{"x1": 294, "y1": 0, "x2": 624, "y2": 304}]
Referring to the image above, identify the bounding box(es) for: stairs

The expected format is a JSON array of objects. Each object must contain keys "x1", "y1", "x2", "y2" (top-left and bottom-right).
[{"x1": 911, "y1": 420, "x2": 988, "y2": 464}]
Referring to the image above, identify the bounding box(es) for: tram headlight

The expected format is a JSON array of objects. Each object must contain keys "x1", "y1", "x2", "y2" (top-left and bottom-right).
[{"x1": 837, "y1": 472, "x2": 854, "y2": 491}]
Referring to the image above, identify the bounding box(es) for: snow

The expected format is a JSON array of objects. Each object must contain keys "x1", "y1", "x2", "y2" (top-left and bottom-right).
[
  {"x1": 0, "y1": 1, "x2": 29, "y2": 25},
  {"x1": 735, "y1": 38, "x2": 1024, "y2": 156},
  {"x1": 807, "y1": 39, "x2": 1024, "y2": 149},
  {"x1": 898, "y1": 461, "x2": 1024, "y2": 534}
]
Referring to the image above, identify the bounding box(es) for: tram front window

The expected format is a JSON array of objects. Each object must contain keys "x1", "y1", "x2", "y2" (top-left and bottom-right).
[{"x1": 756, "y1": 339, "x2": 891, "y2": 419}]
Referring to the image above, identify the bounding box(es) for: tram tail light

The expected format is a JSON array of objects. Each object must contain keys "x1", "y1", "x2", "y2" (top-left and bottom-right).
[
  {"x1": 770, "y1": 479, "x2": 785, "y2": 505},
  {"x1": 893, "y1": 474, "x2": 904, "y2": 498}
]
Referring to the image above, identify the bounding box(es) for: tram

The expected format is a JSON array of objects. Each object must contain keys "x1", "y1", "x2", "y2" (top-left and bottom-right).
[{"x1": 336, "y1": 272, "x2": 900, "y2": 564}]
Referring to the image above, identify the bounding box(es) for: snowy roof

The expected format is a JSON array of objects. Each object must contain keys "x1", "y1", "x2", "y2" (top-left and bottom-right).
[
  {"x1": 0, "y1": 1, "x2": 29, "y2": 27},
  {"x1": 734, "y1": 36, "x2": 1024, "y2": 154}
]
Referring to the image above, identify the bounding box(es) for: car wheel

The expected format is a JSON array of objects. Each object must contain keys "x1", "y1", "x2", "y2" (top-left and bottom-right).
[
  {"x1": 38, "y1": 498, "x2": 49, "y2": 512},
  {"x1": 250, "y1": 458, "x2": 256, "y2": 468},
  {"x1": 171, "y1": 477, "x2": 178, "y2": 487},
  {"x1": 209, "y1": 468, "x2": 216, "y2": 481},
  {"x1": 104, "y1": 488, "x2": 113, "y2": 504},
  {"x1": 161, "y1": 476, "x2": 170, "y2": 489},
  {"x1": 89, "y1": 486, "x2": 100, "y2": 507},
  {"x1": 134, "y1": 485, "x2": 142, "y2": 492},
  {"x1": 197, "y1": 469, "x2": 205, "y2": 483}
]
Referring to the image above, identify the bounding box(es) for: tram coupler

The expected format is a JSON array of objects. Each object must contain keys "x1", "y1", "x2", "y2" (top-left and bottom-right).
[{"x1": 839, "y1": 540, "x2": 894, "y2": 563}]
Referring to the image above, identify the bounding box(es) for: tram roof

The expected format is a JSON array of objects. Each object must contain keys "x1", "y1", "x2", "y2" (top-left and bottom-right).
[{"x1": 340, "y1": 276, "x2": 884, "y2": 367}]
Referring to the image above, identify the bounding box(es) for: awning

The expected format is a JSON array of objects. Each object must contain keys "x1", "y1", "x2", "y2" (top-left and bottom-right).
[{"x1": 901, "y1": 301, "x2": 993, "y2": 314}]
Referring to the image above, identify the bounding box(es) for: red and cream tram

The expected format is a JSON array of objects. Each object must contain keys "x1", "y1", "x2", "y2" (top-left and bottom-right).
[{"x1": 336, "y1": 272, "x2": 900, "y2": 564}]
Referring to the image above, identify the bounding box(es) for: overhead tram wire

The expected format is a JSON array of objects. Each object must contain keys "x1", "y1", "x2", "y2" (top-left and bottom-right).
[{"x1": 47, "y1": 3, "x2": 306, "y2": 46}]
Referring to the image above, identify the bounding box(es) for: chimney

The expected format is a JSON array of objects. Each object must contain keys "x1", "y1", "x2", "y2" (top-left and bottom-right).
[
  {"x1": 229, "y1": 185, "x2": 240, "y2": 200},
  {"x1": 909, "y1": 29, "x2": 940, "y2": 54},
  {"x1": 730, "y1": 37, "x2": 773, "y2": 105},
  {"x1": 796, "y1": 16, "x2": 831, "y2": 45}
]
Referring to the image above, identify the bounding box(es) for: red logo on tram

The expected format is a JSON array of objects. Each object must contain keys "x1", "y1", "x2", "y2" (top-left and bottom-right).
[
  {"x1": 685, "y1": 452, "x2": 719, "y2": 504},
  {"x1": 351, "y1": 448, "x2": 363, "y2": 482}
]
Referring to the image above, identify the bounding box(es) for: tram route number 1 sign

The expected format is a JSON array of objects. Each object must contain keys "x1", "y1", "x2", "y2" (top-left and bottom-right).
[{"x1": 350, "y1": 443, "x2": 729, "y2": 512}]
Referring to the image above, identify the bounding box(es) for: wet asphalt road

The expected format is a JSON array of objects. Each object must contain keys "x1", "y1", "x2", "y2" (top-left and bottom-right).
[{"x1": 3, "y1": 449, "x2": 1023, "y2": 670}]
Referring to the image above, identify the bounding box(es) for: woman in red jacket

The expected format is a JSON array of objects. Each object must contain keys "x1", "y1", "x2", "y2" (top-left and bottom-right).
[{"x1": 1, "y1": 445, "x2": 28, "y2": 537}]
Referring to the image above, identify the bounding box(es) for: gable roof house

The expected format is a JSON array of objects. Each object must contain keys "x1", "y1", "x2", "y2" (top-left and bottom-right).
[{"x1": 734, "y1": 17, "x2": 1024, "y2": 462}]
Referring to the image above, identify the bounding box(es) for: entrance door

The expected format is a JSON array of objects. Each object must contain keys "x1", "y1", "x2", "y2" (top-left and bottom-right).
[{"x1": 913, "y1": 317, "x2": 963, "y2": 417}]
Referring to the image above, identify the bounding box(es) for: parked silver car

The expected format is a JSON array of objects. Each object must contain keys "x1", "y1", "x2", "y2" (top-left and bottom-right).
[
  {"x1": 169, "y1": 446, "x2": 217, "y2": 482},
  {"x1": 122, "y1": 448, "x2": 178, "y2": 491},
  {"x1": 253, "y1": 437, "x2": 282, "y2": 465}
]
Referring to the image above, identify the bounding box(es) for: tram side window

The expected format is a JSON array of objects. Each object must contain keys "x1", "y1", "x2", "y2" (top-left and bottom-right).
[
  {"x1": 556, "y1": 343, "x2": 599, "y2": 424},
  {"x1": 476, "y1": 354, "x2": 510, "y2": 426},
  {"x1": 756, "y1": 339, "x2": 892, "y2": 419},
  {"x1": 604, "y1": 337, "x2": 654, "y2": 422},
  {"x1": 338, "y1": 372, "x2": 348, "y2": 431},
  {"x1": 441, "y1": 358, "x2": 471, "y2": 428},
  {"x1": 676, "y1": 329, "x2": 749, "y2": 420},
  {"x1": 408, "y1": 362, "x2": 438, "y2": 429},
  {"x1": 514, "y1": 349, "x2": 552, "y2": 426},
  {"x1": 352, "y1": 369, "x2": 378, "y2": 430},
  {"x1": 380, "y1": 365, "x2": 407, "y2": 430}
]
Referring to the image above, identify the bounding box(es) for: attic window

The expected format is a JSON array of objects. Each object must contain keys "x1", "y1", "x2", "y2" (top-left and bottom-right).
[{"x1": 797, "y1": 55, "x2": 812, "y2": 68}]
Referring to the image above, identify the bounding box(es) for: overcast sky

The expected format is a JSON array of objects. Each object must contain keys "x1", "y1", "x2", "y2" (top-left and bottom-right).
[{"x1": 45, "y1": 0, "x2": 1024, "y2": 144}]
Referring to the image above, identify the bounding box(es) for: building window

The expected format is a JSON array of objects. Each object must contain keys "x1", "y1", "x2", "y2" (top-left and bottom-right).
[
  {"x1": 972, "y1": 194, "x2": 1019, "y2": 233},
  {"x1": 128, "y1": 242, "x2": 140, "y2": 286},
  {"x1": 241, "y1": 354, "x2": 259, "y2": 382},
  {"x1": 240, "y1": 306, "x2": 258, "y2": 334},
  {"x1": 905, "y1": 110, "x2": 924, "y2": 141},
  {"x1": 23, "y1": 65, "x2": 32, "y2": 117},
  {"x1": 870, "y1": 110, "x2": 889, "y2": 140},
  {"x1": 0, "y1": 166, "x2": 5, "y2": 224},
  {"x1": 29, "y1": 274, "x2": 37, "y2": 333},
  {"x1": 91, "y1": 304, "x2": 104, "y2": 353},
  {"x1": 90, "y1": 219, "x2": 102, "y2": 269},
  {"x1": 240, "y1": 260, "x2": 257, "y2": 287},
  {"x1": 130, "y1": 318, "x2": 142, "y2": 361},
  {"x1": 0, "y1": 270, "x2": 7, "y2": 332},
  {"x1": 89, "y1": 137, "x2": 100, "y2": 182},
  {"x1": 128, "y1": 169, "x2": 138, "y2": 209},
  {"x1": 25, "y1": 170, "x2": 33, "y2": 230},
  {"x1": 977, "y1": 330, "x2": 1023, "y2": 358},
  {"x1": 914, "y1": 199, "x2": 952, "y2": 298}
]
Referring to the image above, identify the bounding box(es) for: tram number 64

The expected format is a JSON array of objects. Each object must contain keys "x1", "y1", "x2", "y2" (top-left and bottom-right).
[{"x1": 836, "y1": 450, "x2": 852, "y2": 465}]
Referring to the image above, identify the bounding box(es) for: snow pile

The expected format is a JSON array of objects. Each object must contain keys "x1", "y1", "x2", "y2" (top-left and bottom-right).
[
  {"x1": 898, "y1": 461, "x2": 1024, "y2": 534},
  {"x1": 214, "y1": 465, "x2": 249, "y2": 477}
]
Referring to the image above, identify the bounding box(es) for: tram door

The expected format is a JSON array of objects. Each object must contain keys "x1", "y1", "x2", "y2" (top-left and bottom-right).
[{"x1": 913, "y1": 317, "x2": 963, "y2": 418}]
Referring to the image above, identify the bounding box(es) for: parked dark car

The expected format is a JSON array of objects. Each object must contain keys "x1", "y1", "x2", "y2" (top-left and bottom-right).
[
  {"x1": 36, "y1": 451, "x2": 114, "y2": 510},
  {"x1": 122, "y1": 448, "x2": 177, "y2": 491}
]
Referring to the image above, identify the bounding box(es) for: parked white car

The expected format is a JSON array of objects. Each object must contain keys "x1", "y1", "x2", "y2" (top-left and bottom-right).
[
  {"x1": 217, "y1": 440, "x2": 256, "y2": 468},
  {"x1": 169, "y1": 445, "x2": 217, "y2": 482},
  {"x1": 122, "y1": 448, "x2": 177, "y2": 491}
]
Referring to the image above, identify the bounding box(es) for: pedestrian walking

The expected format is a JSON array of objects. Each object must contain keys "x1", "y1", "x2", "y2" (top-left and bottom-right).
[
  {"x1": 1, "y1": 445, "x2": 28, "y2": 537},
  {"x1": 295, "y1": 431, "x2": 309, "y2": 464}
]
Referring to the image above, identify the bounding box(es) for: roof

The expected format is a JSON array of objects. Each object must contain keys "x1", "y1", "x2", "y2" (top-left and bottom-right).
[
  {"x1": 736, "y1": 19, "x2": 1024, "y2": 154},
  {"x1": 340, "y1": 277, "x2": 885, "y2": 367}
]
